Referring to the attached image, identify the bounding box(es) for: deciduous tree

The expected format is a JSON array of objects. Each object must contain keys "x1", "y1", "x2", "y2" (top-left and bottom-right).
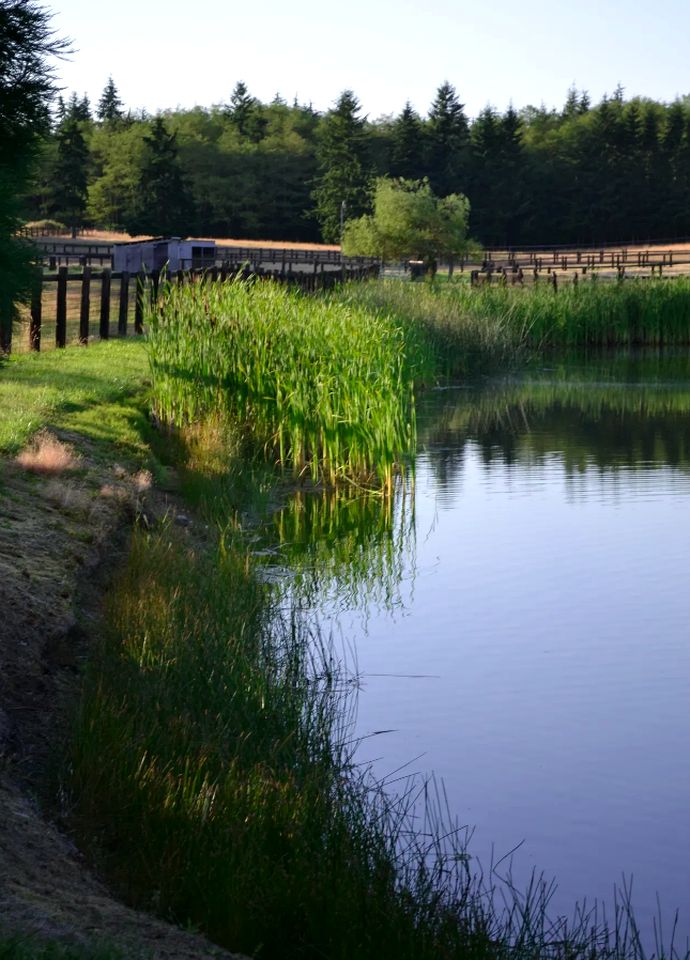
[{"x1": 342, "y1": 176, "x2": 472, "y2": 271}]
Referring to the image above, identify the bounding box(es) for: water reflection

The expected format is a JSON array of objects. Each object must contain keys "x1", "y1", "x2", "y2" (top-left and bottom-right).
[
  {"x1": 420, "y1": 365, "x2": 690, "y2": 500},
  {"x1": 264, "y1": 482, "x2": 414, "y2": 616},
  {"x1": 268, "y1": 353, "x2": 690, "y2": 947}
]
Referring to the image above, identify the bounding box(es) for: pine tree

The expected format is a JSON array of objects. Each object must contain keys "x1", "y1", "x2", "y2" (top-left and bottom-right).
[
  {"x1": 97, "y1": 76, "x2": 124, "y2": 123},
  {"x1": 0, "y1": 0, "x2": 68, "y2": 348},
  {"x1": 312, "y1": 90, "x2": 371, "y2": 242},
  {"x1": 51, "y1": 115, "x2": 89, "y2": 235},
  {"x1": 228, "y1": 81, "x2": 266, "y2": 141},
  {"x1": 426, "y1": 82, "x2": 469, "y2": 196},
  {"x1": 390, "y1": 102, "x2": 426, "y2": 180},
  {"x1": 127, "y1": 116, "x2": 193, "y2": 235},
  {"x1": 65, "y1": 91, "x2": 92, "y2": 122}
]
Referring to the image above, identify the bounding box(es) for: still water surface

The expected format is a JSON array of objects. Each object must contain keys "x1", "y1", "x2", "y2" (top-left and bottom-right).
[{"x1": 275, "y1": 354, "x2": 690, "y2": 940}]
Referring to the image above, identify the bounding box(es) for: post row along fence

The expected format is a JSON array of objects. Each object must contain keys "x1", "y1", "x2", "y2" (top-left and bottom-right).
[
  {"x1": 471, "y1": 245, "x2": 690, "y2": 289},
  {"x1": 6, "y1": 262, "x2": 381, "y2": 355}
]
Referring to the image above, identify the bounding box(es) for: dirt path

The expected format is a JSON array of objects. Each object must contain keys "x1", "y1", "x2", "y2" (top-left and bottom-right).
[{"x1": 0, "y1": 433, "x2": 249, "y2": 959}]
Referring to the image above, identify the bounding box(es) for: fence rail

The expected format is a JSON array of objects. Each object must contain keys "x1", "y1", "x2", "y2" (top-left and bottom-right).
[
  {"x1": 27, "y1": 237, "x2": 381, "y2": 272},
  {"x1": 470, "y1": 247, "x2": 690, "y2": 288},
  {"x1": 7, "y1": 262, "x2": 380, "y2": 355}
]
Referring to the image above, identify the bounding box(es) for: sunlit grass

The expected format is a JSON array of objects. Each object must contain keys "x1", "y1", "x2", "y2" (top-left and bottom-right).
[{"x1": 0, "y1": 340, "x2": 150, "y2": 458}]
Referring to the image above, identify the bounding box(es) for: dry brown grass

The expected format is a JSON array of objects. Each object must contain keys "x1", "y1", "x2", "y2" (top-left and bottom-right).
[
  {"x1": 63, "y1": 229, "x2": 340, "y2": 252},
  {"x1": 16, "y1": 430, "x2": 81, "y2": 475}
]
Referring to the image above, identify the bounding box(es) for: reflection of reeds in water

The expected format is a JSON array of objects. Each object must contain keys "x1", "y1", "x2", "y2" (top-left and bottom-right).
[
  {"x1": 146, "y1": 278, "x2": 415, "y2": 490},
  {"x1": 71, "y1": 522, "x2": 688, "y2": 960},
  {"x1": 270, "y1": 480, "x2": 415, "y2": 614}
]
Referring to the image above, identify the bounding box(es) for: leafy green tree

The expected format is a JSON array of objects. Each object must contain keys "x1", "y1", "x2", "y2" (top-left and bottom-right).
[
  {"x1": 126, "y1": 115, "x2": 194, "y2": 235},
  {"x1": 97, "y1": 75, "x2": 124, "y2": 123},
  {"x1": 341, "y1": 176, "x2": 472, "y2": 270},
  {"x1": 312, "y1": 90, "x2": 371, "y2": 242},
  {"x1": 87, "y1": 120, "x2": 146, "y2": 228},
  {"x1": 0, "y1": 0, "x2": 67, "y2": 348}
]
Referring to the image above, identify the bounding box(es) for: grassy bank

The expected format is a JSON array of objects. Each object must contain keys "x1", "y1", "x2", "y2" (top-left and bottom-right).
[{"x1": 0, "y1": 340, "x2": 149, "y2": 456}]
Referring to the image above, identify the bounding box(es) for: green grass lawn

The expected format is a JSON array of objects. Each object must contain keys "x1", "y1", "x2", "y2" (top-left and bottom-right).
[{"x1": 0, "y1": 340, "x2": 150, "y2": 459}]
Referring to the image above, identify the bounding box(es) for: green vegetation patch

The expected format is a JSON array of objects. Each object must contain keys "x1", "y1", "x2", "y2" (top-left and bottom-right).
[
  {"x1": 0, "y1": 340, "x2": 150, "y2": 459},
  {"x1": 344, "y1": 278, "x2": 690, "y2": 367},
  {"x1": 147, "y1": 279, "x2": 415, "y2": 489},
  {"x1": 0, "y1": 937, "x2": 125, "y2": 960},
  {"x1": 71, "y1": 526, "x2": 497, "y2": 960}
]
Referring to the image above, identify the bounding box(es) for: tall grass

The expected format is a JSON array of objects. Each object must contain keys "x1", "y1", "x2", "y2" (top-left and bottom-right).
[
  {"x1": 146, "y1": 278, "x2": 415, "y2": 489},
  {"x1": 70, "y1": 522, "x2": 690, "y2": 960},
  {"x1": 70, "y1": 526, "x2": 499, "y2": 960},
  {"x1": 65, "y1": 316, "x2": 690, "y2": 959},
  {"x1": 336, "y1": 280, "x2": 528, "y2": 377},
  {"x1": 340, "y1": 278, "x2": 690, "y2": 371}
]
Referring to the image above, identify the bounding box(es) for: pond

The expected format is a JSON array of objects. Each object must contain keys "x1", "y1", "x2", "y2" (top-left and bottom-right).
[{"x1": 270, "y1": 351, "x2": 690, "y2": 945}]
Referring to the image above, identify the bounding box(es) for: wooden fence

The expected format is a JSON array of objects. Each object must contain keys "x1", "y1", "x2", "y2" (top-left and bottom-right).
[
  {"x1": 7, "y1": 262, "x2": 380, "y2": 355},
  {"x1": 28, "y1": 237, "x2": 380, "y2": 273},
  {"x1": 471, "y1": 246, "x2": 690, "y2": 288}
]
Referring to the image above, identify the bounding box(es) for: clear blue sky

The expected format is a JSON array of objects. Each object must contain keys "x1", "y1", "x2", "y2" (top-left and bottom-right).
[{"x1": 48, "y1": 0, "x2": 690, "y2": 120}]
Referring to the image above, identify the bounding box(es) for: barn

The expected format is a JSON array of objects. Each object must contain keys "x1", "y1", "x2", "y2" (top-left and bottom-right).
[{"x1": 112, "y1": 238, "x2": 216, "y2": 273}]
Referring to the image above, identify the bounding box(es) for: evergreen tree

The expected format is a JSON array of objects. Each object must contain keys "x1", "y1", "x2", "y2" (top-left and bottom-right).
[
  {"x1": 312, "y1": 90, "x2": 370, "y2": 242},
  {"x1": 127, "y1": 115, "x2": 193, "y2": 235},
  {"x1": 66, "y1": 91, "x2": 92, "y2": 121},
  {"x1": 562, "y1": 85, "x2": 580, "y2": 119},
  {"x1": 390, "y1": 102, "x2": 426, "y2": 180},
  {"x1": 228, "y1": 81, "x2": 266, "y2": 141},
  {"x1": 563, "y1": 86, "x2": 590, "y2": 119},
  {"x1": 0, "y1": 0, "x2": 67, "y2": 348},
  {"x1": 53, "y1": 94, "x2": 66, "y2": 126},
  {"x1": 426, "y1": 81, "x2": 469, "y2": 196},
  {"x1": 469, "y1": 105, "x2": 527, "y2": 245},
  {"x1": 51, "y1": 114, "x2": 89, "y2": 234},
  {"x1": 97, "y1": 75, "x2": 124, "y2": 123}
]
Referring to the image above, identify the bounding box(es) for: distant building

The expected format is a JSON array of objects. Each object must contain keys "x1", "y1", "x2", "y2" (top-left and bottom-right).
[{"x1": 112, "y1": 238, "x2": 216, "y2": 273}]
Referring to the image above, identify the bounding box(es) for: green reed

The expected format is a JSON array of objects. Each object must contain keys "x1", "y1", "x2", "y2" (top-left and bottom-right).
[
  {"x1": 341, "y1": 277, "x2": 690, "y2": 368},
  {"x1": 336, "y1": 280, "x2": 528, "y2": 377},
  {"x1": 70, "y1": 526, "x2": 495, "y2": 960},
  {"x1": 70, "y1": 518, "x2": 689, "y2": 960},
  {"x1": 145, "y1": 278, "x2": 415, "y2": 489}
]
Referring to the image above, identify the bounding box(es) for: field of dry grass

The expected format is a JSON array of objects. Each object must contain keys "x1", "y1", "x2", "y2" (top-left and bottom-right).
[{"x1": 55, "y1": 229, "x2": 340, "y2": 252}]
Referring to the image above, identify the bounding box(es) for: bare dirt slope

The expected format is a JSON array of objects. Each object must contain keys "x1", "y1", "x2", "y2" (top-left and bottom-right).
[{"x1": 0, "y1": 432, "x2": 249, "y2": 959}]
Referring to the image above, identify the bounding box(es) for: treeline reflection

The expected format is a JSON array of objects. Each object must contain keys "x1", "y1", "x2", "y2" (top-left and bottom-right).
[{"x1": 420, "y1": 357, "x2": 690, "y2": 490}]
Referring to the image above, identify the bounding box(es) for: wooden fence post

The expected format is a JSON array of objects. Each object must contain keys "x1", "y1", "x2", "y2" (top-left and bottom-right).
[
  {"x1": 118, "y1": 271, "x2": 129, "y2": 336},
  {"x1": 134, "y1": 271, "x2": 145, "y2": 334},
  {"x1": 30, "y1": 270, "x2": 42, "y2": 351},
  {"x1": 100, "y1": 268, "x2": 111, "y2": 339},
  {"x1": 56, "y1": 266, "x2": 68, "y2": 348},
  {"x1": 79, "y1": 265, "x2": 91, "y2": 344}
]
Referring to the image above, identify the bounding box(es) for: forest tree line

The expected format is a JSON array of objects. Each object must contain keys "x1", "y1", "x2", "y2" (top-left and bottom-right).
[{"x1": 23, "y1": 78, "x2": 690, "y2": 248}]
